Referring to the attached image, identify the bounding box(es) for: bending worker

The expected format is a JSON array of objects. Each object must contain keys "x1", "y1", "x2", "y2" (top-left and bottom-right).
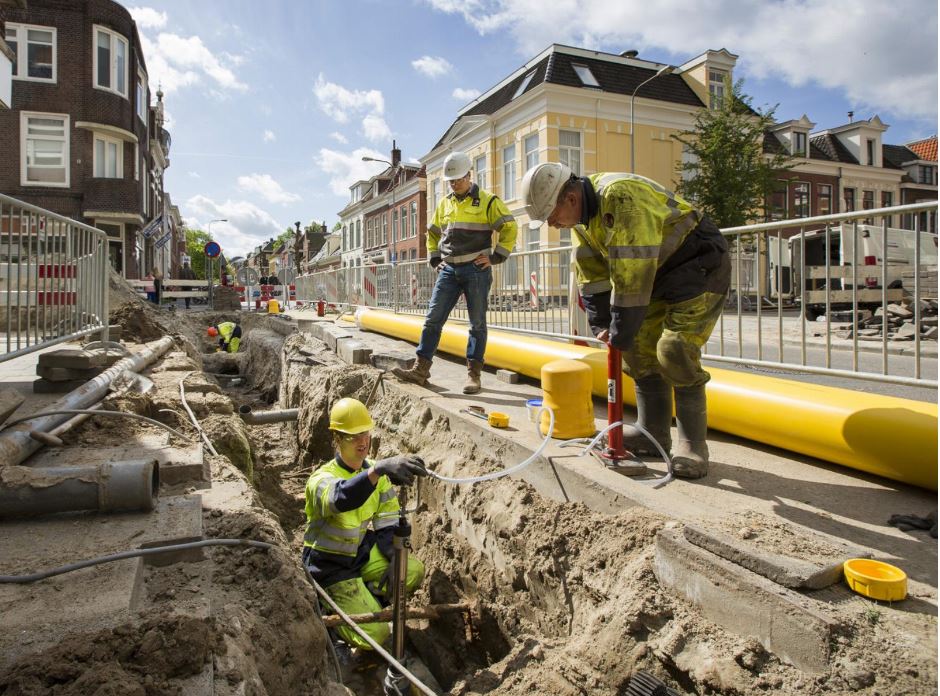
[
  {"x1": 393, "y1": 151, "x2": 517, "y2": 395},
  {"x1": 303, "y1": 398, "x2": 428, "y2": 649},
  {"x1": 207, "y1": 321, "x2": 242, "y2": 353},
  {"x1": 521, "y1": 164, "x2": 730, "y2": 479}
]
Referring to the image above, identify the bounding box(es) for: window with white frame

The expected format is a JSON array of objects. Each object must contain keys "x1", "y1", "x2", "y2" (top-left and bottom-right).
[
  {"x1": 792, "y1": 182, "x2": 810, "y2": 218},
  {"x1": 94, "y1": 26, "x2": 128, "y2": 97},
  {"x1": 93, "y1": 133, "x2": 123, "y2": 178},
  {"x1": 21, "y1": 113, "x2": 68, "y2": 186},
  {"x1": 431, "y1": 179, "x2": 440, "y2": 211},
  {"x1": 572, "y1": 64, "x2": 599, "y2": 87},
  {"x1": 708, "y1": 69, "x2": 726, "y2": 109},
  {"x1": 136, "y1": 67, "x2": 148, "y2": 122},
  {"x1": 866, "y1": 139, "x2": 876, "y2": 166},
  {"x1": 793, "y1": 132, "x2": 806, "y2": 156},
  {"x1": 410, "y1": 201, "x2": 417, "y2": 238},
  {"x1": 502, "y1": 143, "x2": 516, "y2": 200},
  {"x1": 474, "y1": 155, "x2": 487, "y2": 189},
  {"x1": 400, "y1": 205, "x2": 408, "y2": 240},
  {"x1": 356, "y1": 219, "x2": 361, "y2": 247},
  {"x1": 6, "y1": 23, "x2": 56, "y2": 82},
  {"x1": 558, "y1": 130, "x2": 581, "y2": 175},
  {"x1": 381, "y1": 214, "x2": 387, "y2": 244},
  {"x1": 392, "y1": 208, "x2": 399, "y2": 242},
  {"x1": 512, "y1": 70, "x2": 536, "y2": 100},
  {"x1": 524, "y1": 133, "x2": 539, "y2": 171}
]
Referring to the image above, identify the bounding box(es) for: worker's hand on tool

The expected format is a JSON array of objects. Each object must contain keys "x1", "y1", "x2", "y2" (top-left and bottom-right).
[
  {"x1": 372, "y1": 455, "x2": 428, "y2": 486},
  {"x1": 473, "y1": 253, "x2": 491, "y2": 269},
  {"x1": 596, "y1": 329, "x2": 610, "y2": 344}
]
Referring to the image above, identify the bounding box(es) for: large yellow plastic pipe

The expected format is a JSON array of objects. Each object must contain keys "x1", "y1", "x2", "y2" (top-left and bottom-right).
[{"x1": 356, "y1": 309, "x2": 938, "y2": 491}]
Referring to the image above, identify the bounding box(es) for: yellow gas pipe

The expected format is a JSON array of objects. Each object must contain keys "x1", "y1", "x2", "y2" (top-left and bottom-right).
[{"x1": 355, "y1": 309, "x2": 937, "y2": 491}]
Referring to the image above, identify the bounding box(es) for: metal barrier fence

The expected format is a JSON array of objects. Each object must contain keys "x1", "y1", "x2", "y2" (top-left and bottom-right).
[
  {"x1": 295, "y1": 201, "x2": 937, "y2": 388},
  {"x1": 1, "y1": 193, "x2": 110, "y2": 362}
]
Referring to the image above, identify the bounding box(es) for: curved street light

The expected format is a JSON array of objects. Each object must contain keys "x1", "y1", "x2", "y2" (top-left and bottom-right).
[{"x1": 629, "y1": 65, "x2": 675, "y2": 174}]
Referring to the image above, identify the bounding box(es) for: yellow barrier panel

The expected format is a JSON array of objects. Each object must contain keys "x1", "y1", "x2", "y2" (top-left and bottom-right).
[{"x1": 356, "y1": 309, "x2": 938, "y2": 490}]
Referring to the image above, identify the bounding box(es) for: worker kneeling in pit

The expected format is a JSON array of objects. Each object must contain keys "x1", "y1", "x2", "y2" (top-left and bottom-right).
[
  {"x1": 303, "y1": 398, "x2": 428, "y2": 650},
  {"x1": 207, "y1": 321, "x2": 242, "y2": 353}
]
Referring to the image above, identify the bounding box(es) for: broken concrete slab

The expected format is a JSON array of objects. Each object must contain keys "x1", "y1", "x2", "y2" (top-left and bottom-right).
[
  {"x1": 36, "y1": 364, "x2": 103, "y2": 382},
  {"x1": 653, "y1": 526, "x2": 839, "y2": 673},
  {"x1": 682, "y1": 524, "x2": 870, "y2": 590},
  {"x1": 37, "y1": 348, "x2": 106, "y2": 370},
  {"x1": 370, "y1": 351, "x2": 415, "y2": 372},
  {"x1": 320, "y1": 325, "x2": 352, "y2": 351},
  {"x1": 337, "y1": 338, "x2": 372, "y2": 365},
  {"x1": 150, "y1": 352, "x2": 200, "y2": 373},
  {"x1": 496, "y1": 369, "x2": 519, "y2": 384},
  {"x1": 0, "y1": 387, "x2": 25, "y2": 425},
  {"x1": 33, "y1": 377, "x2": 87, "y2": 393}
]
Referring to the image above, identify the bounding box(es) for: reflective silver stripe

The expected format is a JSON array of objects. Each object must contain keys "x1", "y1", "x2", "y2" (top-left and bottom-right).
[
  {"x1": 314, "y1": 478, "x2": 340, "y2": 515},
  {"x1": 493, "y1": 246, "x2": 510, "y2": 258},
  {"x1": 492, "y1": 214, "x2": 513, "y2": 230},
  {"x1": 576, "y1": 246, "x2": 601, "y2": 260},
  {"x1": 311, "y1": 537, "x2": 357, "y2": 555},
  {"x1": 374, "y1": 517, "x2": 398, "y2": 530},
  {"x1": 442, "y1": 221, "x2": 492, "y2": 233},
  {"x1": 581, "y1": 279, "x2": 612, "y2": 294},
  {"x1": 378, "y1": 489, "x2": 397, "y2": 504},
  {"x1": 446, "y1": 250, "x2": 488, "y2": 263},
  {"x1": 430, "y1": 250, "x2": 442, "y2": 260},
  {"x1": 612, "y1": 290, "x2": 649, "y2": 307},
  {"x1": 609, "y1": 245, "x2": 659, "y2": 259},
  {"x1": 659, "y1": 213, "x2": 699, "y2": 263}
]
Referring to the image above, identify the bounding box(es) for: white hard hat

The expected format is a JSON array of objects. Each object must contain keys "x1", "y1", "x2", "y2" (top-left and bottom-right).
[
  {"x1": 443, "y1": 151, "x2": 472, "y2": 181},
  {"x1": 521, "y1": 162, "x2": 572, "y2": 224}
]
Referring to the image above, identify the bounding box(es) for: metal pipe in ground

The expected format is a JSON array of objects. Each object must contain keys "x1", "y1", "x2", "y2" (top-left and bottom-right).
[
  {"x1": 238, "y1": 404, "x2": 298, "y2": 425},
  {"x1": 0, "y1": 336, "x2": 175, "y2": 466},
  {"x1": 0, "y1": 458, "x2": 158, "y2": 519}
]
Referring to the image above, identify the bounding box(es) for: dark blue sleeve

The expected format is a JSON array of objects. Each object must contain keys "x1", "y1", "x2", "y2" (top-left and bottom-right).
[
  {"x1": 610, "y1": 306, "x2": 648, "y2": 351},
  {"x1": 581, "y1": 290, "x2": 612, "y2": 337},
  {"x1": 333, "y1": 470, "x2": 377, "y2": 512},
  {"x1": 376, "y1": 527, "x2": 395, "y2": 559}
]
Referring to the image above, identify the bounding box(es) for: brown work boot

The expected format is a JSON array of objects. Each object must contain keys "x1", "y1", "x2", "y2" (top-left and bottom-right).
[
  {"x1": 672, "y1": 384, "x2": 709, "y2": 479},
  {"x1": 392, "y1": 356, "x2": 432, "y2": 386},
  {"x1": 462, "y1": 359, "x2": 483, "y2": 394}
]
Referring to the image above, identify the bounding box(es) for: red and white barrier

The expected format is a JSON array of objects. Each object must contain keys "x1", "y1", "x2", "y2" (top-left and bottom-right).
[
  {"x1": 362, "y1": 265, "x2": 378, "y2": 307},
  {"x1": 529, "y1": 271, "x2": 539, "y2": 309},
  {"x1": 410, "y1": 272, "x2": 418, "y2": 306}
]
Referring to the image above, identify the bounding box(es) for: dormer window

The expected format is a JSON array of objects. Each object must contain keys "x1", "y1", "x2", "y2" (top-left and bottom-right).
[
  {"x1": 708, "y1": 69, "x2": 726, "y2": 109},
  {"x1": 512, "y1": 70, "x2": 536, "y2": 99},
  {"x1": 572, "y1": 64, "x2": 599, "y2": 87},
  {"x1": 866, "y1": 139, "x2": 876, "y2": 166},
  {"x1": 793, "y1": 132, "x2": 806, "y2": 156}
]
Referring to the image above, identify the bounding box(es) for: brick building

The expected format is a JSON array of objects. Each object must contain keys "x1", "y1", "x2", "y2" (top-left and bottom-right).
[{"x1": 0, "y1": 0, "x2": 174, "y2": 279}]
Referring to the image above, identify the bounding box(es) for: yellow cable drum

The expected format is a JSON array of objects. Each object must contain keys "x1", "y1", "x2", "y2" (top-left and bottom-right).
[{"x1": 355, "y1": 309, "x2": 938, "y2": 490}]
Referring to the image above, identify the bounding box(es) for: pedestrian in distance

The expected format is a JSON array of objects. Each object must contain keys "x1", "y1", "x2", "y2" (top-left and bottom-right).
[
  {"x1": 207, "y1": 321, "x2": 242, "y2": 353},
  {"x1": 143, "y1": 272, "x2": 155, "y2": 304},
  {"x1": 521, "y1": 163, "x2": 730, "y2": 479},
  {"x1": 302, "y1": 398, "x2": 428, "y2": 650},
  {"x1": 393, "y1": 151, "x2": 518, "y2": 394},
  {"x1": 151, "y1": 266, "x2": 164, "y2": 305},
  {"x1": 179, "y1": 261, "x2": 196, "y2": 309}
]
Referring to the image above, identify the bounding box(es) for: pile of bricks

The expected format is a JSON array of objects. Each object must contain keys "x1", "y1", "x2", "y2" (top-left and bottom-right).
[
  {"x1": 843, "y1": 301, "x2": 939, "y2": 342},
  {"x1": 33, "y1": 348, "x2": 124, "y2": 393}
]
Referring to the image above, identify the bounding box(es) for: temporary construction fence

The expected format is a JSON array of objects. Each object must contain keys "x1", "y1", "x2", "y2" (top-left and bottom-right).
[
  {"x1": 1, "y1": 193, "x2": 110, "y2": 362},
  {"x1": 295, "y1": 201, "x2": 937, "y2": 388}
]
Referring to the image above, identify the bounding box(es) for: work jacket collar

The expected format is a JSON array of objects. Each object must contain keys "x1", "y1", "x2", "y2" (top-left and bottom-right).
[
  {"x1": 451, "y1": 183, "x2": 479, "y2": 202},
  {"x1": 334, "y1": 453, "x2": 366, "y2": 473},
  {"x1": 579, "y1": 177, "x2": 599, "y2": 227}
]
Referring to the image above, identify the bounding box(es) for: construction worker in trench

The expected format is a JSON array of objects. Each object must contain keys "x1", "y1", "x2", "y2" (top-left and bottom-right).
[
  {"x1": 303, "y1": 398, "x2": 428, "y2": 650},
  {"x1": 521, "y1": 163, "x2": 730, "y2": 479},
  {"x1": 207, "y1": 321, "x2": 242, "y2": 353},
  {"x1": 393, "y1": 150, "x2": 518, "y2": 395}
]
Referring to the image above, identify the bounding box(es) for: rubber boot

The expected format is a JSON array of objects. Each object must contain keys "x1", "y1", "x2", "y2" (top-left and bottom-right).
[
  {"x1": 392, "y1": 356, "x2": 432, "y2": 386},
  {"x1": 672, "y1": 384, "x2": 709, "y2": 479},
  {"x1": 623, "y1": 375, "x2": 673, "y2": 457},
  {"x1": 463, "y1": 359, "x2": 483, "y2": 394}
]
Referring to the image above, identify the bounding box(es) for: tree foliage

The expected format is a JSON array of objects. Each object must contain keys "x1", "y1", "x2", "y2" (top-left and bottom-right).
[
  {"x1": 184, "y1": 228, "x2": 212, "y2": 278},
  {"x1": 673, "y1": 78, "x2": 792, "y2": 229}
]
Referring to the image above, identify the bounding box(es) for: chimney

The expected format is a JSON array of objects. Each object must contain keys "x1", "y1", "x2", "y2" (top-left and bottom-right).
[
  {"x1": 391, "y1": 139, "x2": 401, "y2": 168},
  {"x1": 621, "y1": 50, "x2": 638, "y2": 59},
  {"x1": 847, "y1": 111, "x2": 854, "y2": 122}
]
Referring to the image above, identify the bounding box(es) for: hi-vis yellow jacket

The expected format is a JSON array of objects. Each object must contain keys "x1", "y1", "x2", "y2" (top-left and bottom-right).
[
  {"x1": 573, "y1": 173, "x2": 725, "y2": 350},
  {"x1": 428, "y1": 184, "x2": 517, "y2": 265}
]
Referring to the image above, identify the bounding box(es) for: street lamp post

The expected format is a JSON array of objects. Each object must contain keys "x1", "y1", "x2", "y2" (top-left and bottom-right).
[
  {"x1": 362, "y1": 156, "x2": 401, "y2": 308},
  {"x1": 206, "y1": 218, "x2": 227, "y2": 307},
  {"x1": 629, "y1": 65, "x2": 675, "y2": 174}
]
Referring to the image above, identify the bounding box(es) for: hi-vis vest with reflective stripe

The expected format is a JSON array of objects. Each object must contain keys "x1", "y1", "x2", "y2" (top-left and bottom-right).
[
  {"x1": 573, "y1": 173, "x2": 701, "y2": 309},
  {"x1": 216, "y1": 322, "x2": 236, "y2": 341},
  {"x1": 427, "y1": 184, "x2": 517, "y2": 264},
  {"x1": 303, "y1": 458, "x2": 400, "y2": 557}
]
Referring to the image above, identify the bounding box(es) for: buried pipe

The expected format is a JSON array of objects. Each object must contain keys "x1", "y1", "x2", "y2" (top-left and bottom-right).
[
  {"x1": 0, "y1": 336, "x2": 175, "y2": 466},
  {"x1": 0, "y1": 458, "x2": 158, "y2": 519},
  {"x1": 238, "y1": 404, "x2": 298, "y2": 425},
  {"x1": 356, "y1": 309, "x2": 938, "y2": 491}
]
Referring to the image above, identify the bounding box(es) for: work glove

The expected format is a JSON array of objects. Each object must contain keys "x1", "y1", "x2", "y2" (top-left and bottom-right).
[
  {"x1": 429, "y1": 257, "x2": 442, "y2": 270},
  {"x1": 372, "y1": 455, "x2": 427, "y2": 486},
  {"x1": 488, "y1": 253, "x2": 506, "y2": 265}
]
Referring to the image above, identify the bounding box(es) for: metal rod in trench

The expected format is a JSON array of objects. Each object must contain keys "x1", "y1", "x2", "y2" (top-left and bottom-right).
[
  {"x1": 600, "y1": 344, "x2": 632, "y2": 463},
  {"x1": 384, "y1": 491, "x2": 413, "y2": 696}
]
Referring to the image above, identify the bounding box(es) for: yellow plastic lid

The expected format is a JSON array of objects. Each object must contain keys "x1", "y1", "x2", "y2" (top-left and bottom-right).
[
  {"x1": 843, "y1": 558, "x2": 907, "y2": 601},
  {"x1": 488, "y1": 412, "x2": 509, "y2": 428}
]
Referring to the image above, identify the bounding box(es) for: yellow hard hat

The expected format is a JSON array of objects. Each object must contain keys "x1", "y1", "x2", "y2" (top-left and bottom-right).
[{"x1": 329, "y1": 398, "x2": 374, "y2": 434}]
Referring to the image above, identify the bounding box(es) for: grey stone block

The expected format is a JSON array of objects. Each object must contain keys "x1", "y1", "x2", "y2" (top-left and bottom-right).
[
  {"x1": 496, "y1": 369, "x2": 519, "y2": 384},
  {"x1": 38, "y1": 348, "x2": 105, "y2": 370},
  {"x1": 654, "y1": 527, "x2": 838, "y2": 673},
  {"x1": 370, "y1": 351, "x2": 415, "y2": 371},
  {"x1": 36, "y1": 364, "x2": 102, "y2": 382},
  {"x1": 321, "y1": 325, "x2": 352, "y2": 351},
  {"x1": 33, "y1": 377, "x2": 87, "y2": 393},
  {"x1": 308, "y1": 322, "x2": 327, "y2": 342},
  {"x1": 337, "y1": 339, "x2": 373, "y2": 365},
  {"x1": 297, "y1": 319, "x2": 315, "y2": 333}
]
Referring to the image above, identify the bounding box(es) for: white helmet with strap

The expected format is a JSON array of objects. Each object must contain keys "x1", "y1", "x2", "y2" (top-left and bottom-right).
[
  {"x1": 443, "y1": 151, "x2": 472, "y2": 181},
  {"x1": 521, "y1": 161, "x2": 572, "y2": 224}
]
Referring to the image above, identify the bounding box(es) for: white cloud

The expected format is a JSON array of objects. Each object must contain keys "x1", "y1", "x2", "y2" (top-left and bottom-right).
[
  {"x1": 236, "y1": 173, "x2": 301, "y2": 204},
  {"x1": 315, "y1": 147, "x2": 389, "y2": 196},
  {"x1": 362, "y1": 114, "x2": 392, "y2": 143},
  {"x1": 452, "y1": 87, "x2": 481, "y2": 101},
  {"x1": 423, "y1": 0, "x2": 938, "y2": 122},
  {"x1": 137, "y1": 30, "x2": 247, "y2": 95},
  {"x1": 263, "y1": 129, "x2": 276, "y2": 143},
  {"x1": 184, "y1": 195, "x2": 283, "y2": 256},
  {"x1": 313, "y1": 74, "x2": 392, "y2": 144},
  {"x1": 188, "y1": 171, "x2": 201, "y2": 178},
  {"x1": 412, "y1": 55, "x2": 453, "y2": 78},
  {"x1": 128, "y1": 6, "x2": 167, "y2": 29},
  {"x1": 330, "y1": 131, "x2": 349, "y2": 144}
]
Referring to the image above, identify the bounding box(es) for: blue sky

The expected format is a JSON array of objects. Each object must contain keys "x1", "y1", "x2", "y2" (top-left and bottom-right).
[{"x1": 128, "y1": 0, "x2": 938, "y2": 258}]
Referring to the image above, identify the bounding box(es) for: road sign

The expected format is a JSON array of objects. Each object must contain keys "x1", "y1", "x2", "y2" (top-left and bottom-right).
[
  {"x1": 236, "y1": 267, "x2": 259, "y2": 286},
  {"x1": 276, "y1": 268, "x2": 296, "y2": 286},
  {"x1": 204, "y1": 241, "x2": 221, "y2": 258}
]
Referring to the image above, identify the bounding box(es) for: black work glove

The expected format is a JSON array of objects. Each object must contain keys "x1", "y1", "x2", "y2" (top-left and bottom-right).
[
  {"x1": 488, "y1": 253, "x2": 507, "y2": 265},
  {"x1": 429, "y1": 257, "x2": 442, "y2": 269},
  {"x1": 372, "y1": 455, "x2": 427, "y2": 486}
]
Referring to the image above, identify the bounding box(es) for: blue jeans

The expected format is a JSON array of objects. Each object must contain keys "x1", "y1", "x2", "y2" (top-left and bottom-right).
[{"x1": 416, "y1": 262, "x2": 492, "y2": 363}]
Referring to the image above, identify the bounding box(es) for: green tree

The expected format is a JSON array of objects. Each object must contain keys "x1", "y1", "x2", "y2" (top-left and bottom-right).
[
  {"x1": 184, "y1": 228, "x2": 212, "y2": 278},
  {"x1": 672, "y1": 78, "x2": 792, "y2": 230}
]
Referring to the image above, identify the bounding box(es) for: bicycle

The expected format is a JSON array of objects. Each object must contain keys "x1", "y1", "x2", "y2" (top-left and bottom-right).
[{"x1": 725, "y1": 289, "x2": 753, "y2": 312}]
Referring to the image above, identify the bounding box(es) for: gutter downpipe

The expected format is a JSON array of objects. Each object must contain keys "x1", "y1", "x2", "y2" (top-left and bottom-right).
[
  {"x1": 356, "y1": 309, "x2": 938, "y2": 491},
  {"x1": 238, "y1": 404, "x2": 299, "y2": 425},
  {"x1": 0, "y1": 336, "x2": 176, "y2": 467}
]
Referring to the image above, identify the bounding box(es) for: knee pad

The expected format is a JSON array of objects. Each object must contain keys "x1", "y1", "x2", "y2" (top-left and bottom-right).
[{"x1": 657, "y1": 334, "x2": 703, "y2": 386}]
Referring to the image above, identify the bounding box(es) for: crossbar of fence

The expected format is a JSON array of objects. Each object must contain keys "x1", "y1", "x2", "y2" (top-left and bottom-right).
[
  {"x1": 294, "y1": 202, "x2": 937, "y2": 388},
  {"x1": 1, "y1": 193, "x2": 110, "y2": 363}
]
